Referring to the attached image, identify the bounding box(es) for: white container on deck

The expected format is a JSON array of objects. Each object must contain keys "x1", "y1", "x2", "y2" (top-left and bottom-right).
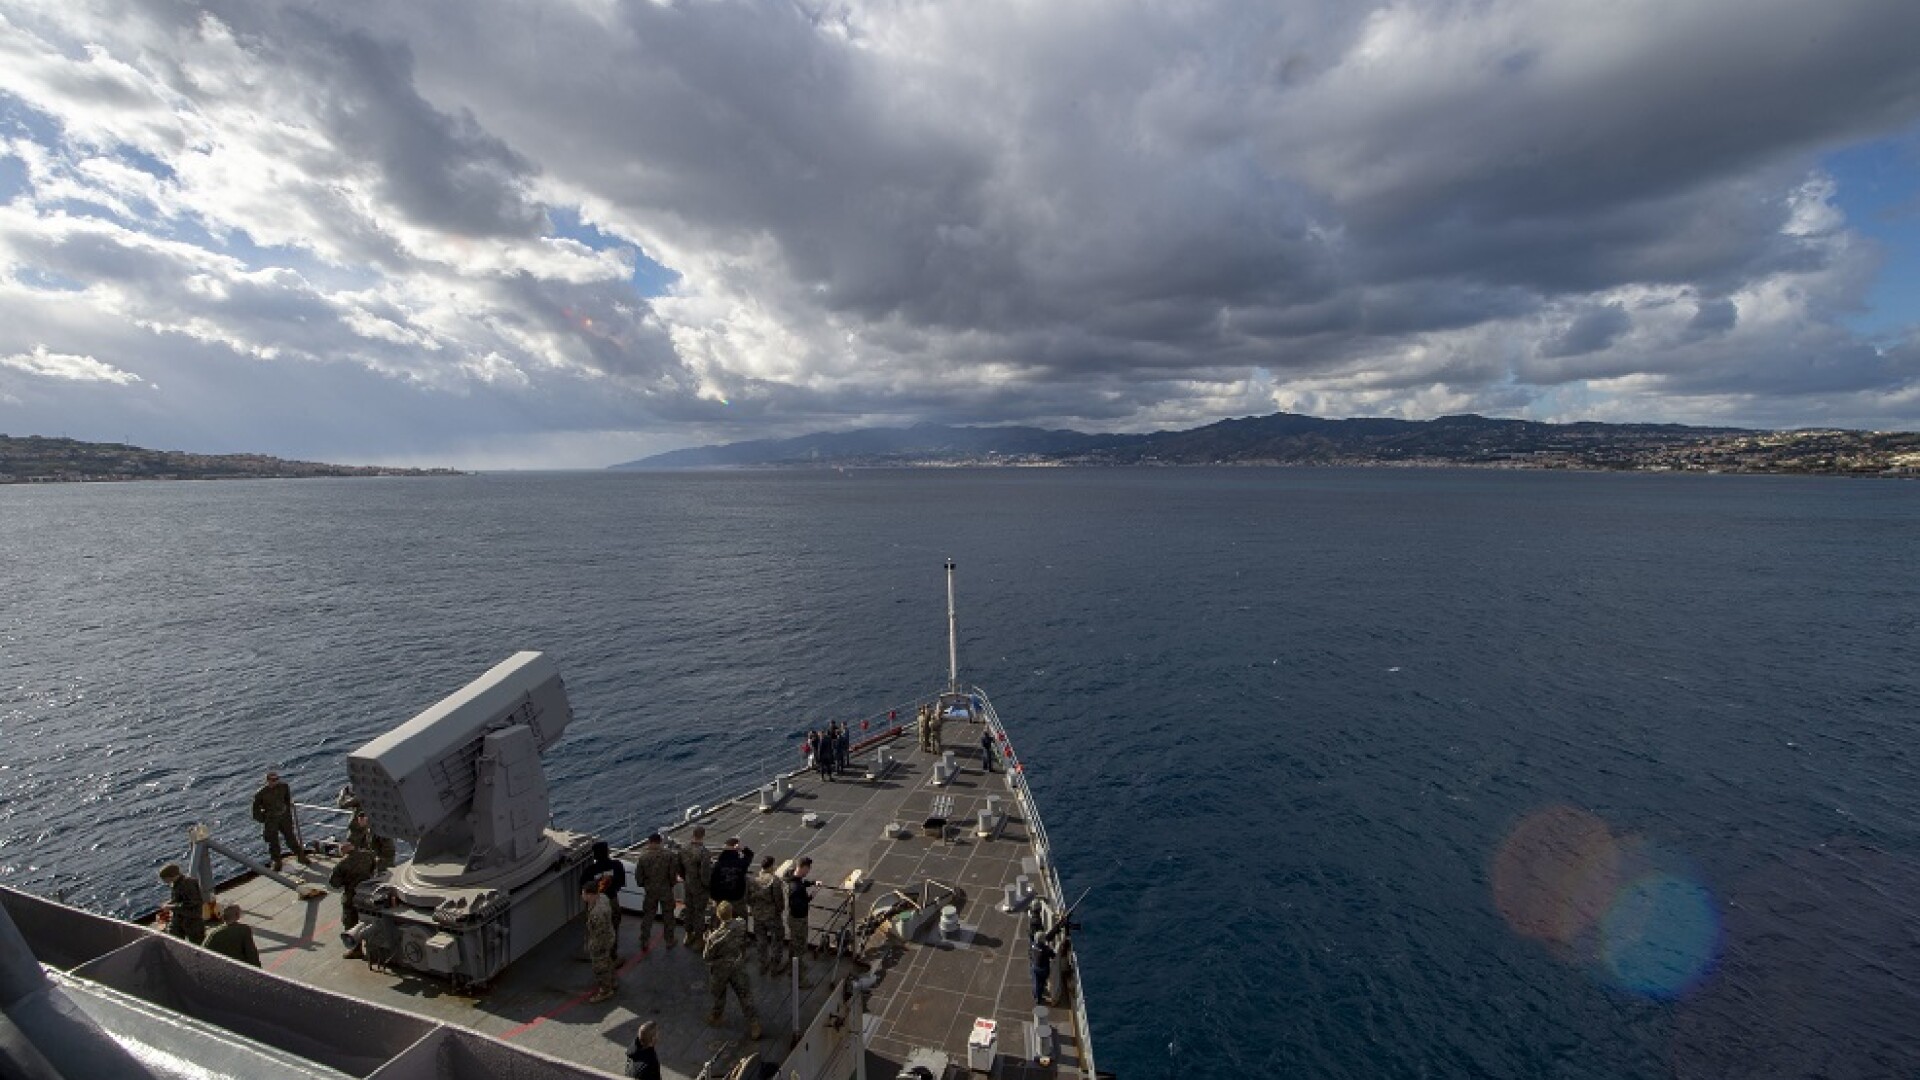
[{"x1": 967, "y1": 1017, "x2": 998, "y2": 1072}]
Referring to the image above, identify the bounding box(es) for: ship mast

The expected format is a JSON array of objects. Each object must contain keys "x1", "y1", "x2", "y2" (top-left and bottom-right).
[{"x1": 946, "y1": 558, "x2": 959, "y2": 694}]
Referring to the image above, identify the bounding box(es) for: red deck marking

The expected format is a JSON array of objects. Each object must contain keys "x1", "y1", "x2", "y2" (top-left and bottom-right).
[
  {"x1": 265, "y1": 917, "x2": 340, "y2": 972},
  {"x1": 499, "y1": 946, "x2": 653, "y2": 1040},
  {"x1": 851, "y1": 725, "x2": 904, "y2": 753}
]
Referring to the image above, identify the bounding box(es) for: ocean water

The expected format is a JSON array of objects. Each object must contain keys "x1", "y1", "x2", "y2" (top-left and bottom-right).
[{"x1": 2, "y1": 468, "x2": 1917, "y2": 1078}]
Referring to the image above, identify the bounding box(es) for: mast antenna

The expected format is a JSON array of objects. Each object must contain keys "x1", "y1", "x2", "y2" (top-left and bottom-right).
[{"x1": 946, "y1": 558, "x2": 959, "y2": 694}]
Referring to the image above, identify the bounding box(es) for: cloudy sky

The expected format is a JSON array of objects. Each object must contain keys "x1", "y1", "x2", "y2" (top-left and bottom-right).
[{"x1": 3, "y1": 0, "x2": 1918, "y2": 467}]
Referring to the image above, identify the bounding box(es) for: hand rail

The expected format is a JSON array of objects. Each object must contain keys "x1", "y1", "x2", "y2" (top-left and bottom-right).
[{"x1": 970, "y1": 685, "x2": 1100, "y2": 1080}]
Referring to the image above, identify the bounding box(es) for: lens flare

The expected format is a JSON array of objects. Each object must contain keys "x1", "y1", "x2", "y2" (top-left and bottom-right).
[
  {"x1": 1494, "y1": 805, "x2": 1721, "y2": 1001},
  {"x1": 1600, "y1": 870, "x2": 1719, "y2": 999},
  {"x1": 1492, "y1": 804, "x2": 1620, "y2": 944}
]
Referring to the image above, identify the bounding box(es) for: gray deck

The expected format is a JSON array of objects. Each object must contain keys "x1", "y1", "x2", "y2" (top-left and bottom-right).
[{"x1": 215, "y1": 721, "x2": 1087, "y2": 1079}]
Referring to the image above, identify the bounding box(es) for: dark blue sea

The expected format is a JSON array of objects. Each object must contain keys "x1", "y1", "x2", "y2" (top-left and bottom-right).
[{"x1": 3, "y1": 468, "x2": 1917, "y2": 1078}]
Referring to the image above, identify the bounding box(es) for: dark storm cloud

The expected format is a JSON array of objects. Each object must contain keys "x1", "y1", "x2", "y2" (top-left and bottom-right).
[
  {"x1": 207, "y1": 3, "x2": 546, "y2": 240},
  {"x1": 1687, "y1": 298, "x2": 1739, "y2": 337},
  {"x1": 488, "y1": 272, "x2": 693, "y2": 387},
  {"x1": 1546, "y1": 303, "x2": 1631, "y2": 358},
  {"x1": 383, "y1": 0, "x2": 1920, "y2": 390}
]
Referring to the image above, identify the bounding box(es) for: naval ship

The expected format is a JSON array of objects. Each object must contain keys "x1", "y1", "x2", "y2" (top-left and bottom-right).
[{"x1": 0, "y1": 562, "x2": 1102, "y2": 1080}]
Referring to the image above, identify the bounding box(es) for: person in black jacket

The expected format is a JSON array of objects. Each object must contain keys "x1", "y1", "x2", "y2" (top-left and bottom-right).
[
  {"x1": 157, "y1": 863, "x2": 206, "y2": 945},
  {"x1": 623, "y1": 1020, "x2": 661, "y2": 1079},
  {"x1": 709, "y1": 836, "x2": 754, "y2": 911},
  {"x1": 1029, "y1": 930, "x2": 1056, "y2": 1005},
  {"x1": 785, "y1": 856, "x2": 815, "y2": 983}
]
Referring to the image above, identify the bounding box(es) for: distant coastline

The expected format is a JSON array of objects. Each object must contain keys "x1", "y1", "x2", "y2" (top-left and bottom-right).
[
  {"x1": 0, "y1": 435, "x2": 462, "y2": 484},
  {"x1": 614, "y1": 412, "x2": 1920, "y2": 478}
]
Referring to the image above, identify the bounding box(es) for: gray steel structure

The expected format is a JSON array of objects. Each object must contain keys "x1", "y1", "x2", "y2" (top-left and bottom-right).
[{"x1": 345, "y1": 652, "x2": 597, "y2": 988}]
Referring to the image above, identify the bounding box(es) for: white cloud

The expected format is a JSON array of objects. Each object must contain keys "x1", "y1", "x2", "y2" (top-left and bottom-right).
[{"x1": 1, "y1": 343, "x2": 141, "y2": 384}]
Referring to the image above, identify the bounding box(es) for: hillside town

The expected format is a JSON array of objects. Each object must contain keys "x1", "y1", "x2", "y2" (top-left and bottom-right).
[{"x1": 0, "y1": 435, "x2": 460, "y2": 483}]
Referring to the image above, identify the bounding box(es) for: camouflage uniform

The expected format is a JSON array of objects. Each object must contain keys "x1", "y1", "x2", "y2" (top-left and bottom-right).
[
  {"x1": 346, "y1": 817, "x2": 397, "y2": 872},
  {"x1": 633, "y1": 842, "x2": 679, "y2": 948},
  {"x1": 916, "y1": 707, "x2": 932, "y2": 751},
  {"x1": 702, "y1": 916, "x2": 758, "y2": 1030},
  {"x1": 678, "y1": 839, "x2": 714, "y2": 947},
  {"x1": 329, "y1": 848, "x2": 377, "y2": 930},
  {"x1": 252, "y1": 779, "x2": 307, "y2": 865},
  {"x1": 585, "y1": 893, "x2": 617, "y2": 999},
  {"x1": 747, "y1": 868, "x2": 786, "y2": 972}
]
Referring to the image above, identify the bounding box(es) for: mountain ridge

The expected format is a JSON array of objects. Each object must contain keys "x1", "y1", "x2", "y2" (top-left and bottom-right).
[{"x1": 613, "y1": 412, "x2": 1920, "y2": 476}]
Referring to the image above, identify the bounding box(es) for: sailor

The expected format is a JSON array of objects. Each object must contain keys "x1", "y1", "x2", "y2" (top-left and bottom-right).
[
  {"x1": 252, "y1": 769, "x2": 310, "y2": 869},
  {"x1": 346, "y1": 810, "x2": 397, "y2": 872},
  {"x1": 702, "y1": 901, "x2": 761, "y2": 1039},
  {"x1": 584, "y1": 877, "x2": 617, "y2": 1004},
  {"x1": 581, "y1": 840, "x2": 628, "y2": 956},
  {"x1": 747, "y1": 855, "x2": 786, "y2": 973},
  {"x1": 330, "y1": 841, "x2": 378, "y2": 958},
  {"x1": 784, "y1": 856, "x2": 815, "y2": 983},
  {"x1": 678, "y1": 826, "x2": 714, "y2": 947},
  {"x1": 928, "y1": 706, "x2": 943, "y2": 750},
  {"x1": 835, "y1": 722, "x2": 852, "y2": 771},
  {"x1": 916, "y1": 706, "x2": 932, "y2": 751},
  {"x1": 979, "y1": 728, "x2": 996, "y2": 772},
  {"x1": 1029, "y1": 929, "x2": 1057, "y2": 1005},
  {"x1": 633, "y1": 833, "x2": 679, "y2": 949},
  {"x1": 202, "y1": 904, "x2": 261, "y2": 967},
  {"x1": 157, "y1": 863, "x2": 207, "y2": 945}
]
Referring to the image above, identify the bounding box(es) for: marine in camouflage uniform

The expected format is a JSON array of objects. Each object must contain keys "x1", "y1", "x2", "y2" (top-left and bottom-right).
[
  {"x1": 747, "y1": 859, "x2": 786, "y2": 973},
  {"x1": 632, "y1": 834, "x2": 679, "y2": 949},
  {"x1": 702, "y1": 902, "x2": 760, "y2": 1038},
  {"x1": 678, "y1": 827, "x2": 714, "y2": 948},
  {"x1": 346, "y1": 812, "x2": 397, "y2": 872},
  {"x1": 584, "y1": 885, "x2": 617, "y2": 1003},
  {"x1": 329, "y1": 843, "x2": 378, "y2": 956},
  {"x1": 252, "y1": 771, "x2": 310, "y2": 867}
]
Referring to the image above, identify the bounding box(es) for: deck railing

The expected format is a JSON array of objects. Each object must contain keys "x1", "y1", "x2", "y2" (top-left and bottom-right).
[
  {"x1": 611, "y1": 691, "x2": 949, "y2": 849},
  {"x1": 972, "y1": 685, "x2": 1102, "y2": 1080}
]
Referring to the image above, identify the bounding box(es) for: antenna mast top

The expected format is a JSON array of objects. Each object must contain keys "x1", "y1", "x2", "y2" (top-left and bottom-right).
[{"x1": 945, "y1": 559, "x2": 959, "y2": 694}]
